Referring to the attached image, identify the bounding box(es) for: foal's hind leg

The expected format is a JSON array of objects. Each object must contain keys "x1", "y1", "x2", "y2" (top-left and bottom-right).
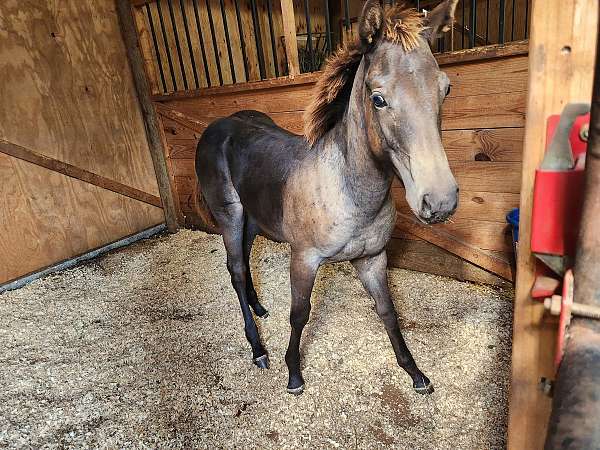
[
  {"x1": 242, "y1": 216, "x2": 269, "y2": 319},
  {"x1": 214, "y1": 203, "x2": 269, "y2": 369},
  {"x1": 352, "y1": 250, "x2": 433, "y2": 394}
]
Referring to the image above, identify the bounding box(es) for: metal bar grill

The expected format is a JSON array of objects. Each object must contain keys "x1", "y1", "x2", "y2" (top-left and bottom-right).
[
  {"x1": 266, "y1": 0, "x2": 280, "y2": 77},
  {"x1": 156, "y1": 0, "x2": 178, "y2": 91},
  {"x1": 324, "y1": 0, "x2": 331, "y2": 55},
  {"x1": 191, "y1": 0, "x2": 211, "y2": 87},
  {"x1": 166, "y1": 0, "x2": 188, "y2": 89},
  {"x1": 179, "y1": 0, "x2": 199, "y2": 88},
  {"x1": 304, "y1": 0, "x2": 314, "y2": 71},
  {"x1": 219, "y1": 0, "x2": 237, "y2": 83},
  {"x1": 343, "y1": 0, "x2": 350, "y2": 31},
  {"x1": 469, "y1": 0, "x2": 476, "y2": 48},
  {"x1": 135, "y1": 0, "x2": 532, "y2": 93},
  {"x1": 510, "y1": 0, "x2": 516, "y2": 41},
  {"x1": 249, "y1": 0, "x2": 266, "y2": 79},
  {"x1": 233, "y1": 0, "x2": 250, "y2": 82},
  {"x1": 498, "y1": 0, "x2": 506, "y2": 43},
  {"x1": 145, "y1": 4, "x2": 168, "y2": 92},
  {"x1": 205, "y1": 0, "x2": 224, "y2": 85}
]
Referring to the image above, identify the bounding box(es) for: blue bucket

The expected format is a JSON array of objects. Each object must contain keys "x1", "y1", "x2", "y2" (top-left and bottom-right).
[{"x1": 506, "y1": 208, "x2": 519, "y2": 256}]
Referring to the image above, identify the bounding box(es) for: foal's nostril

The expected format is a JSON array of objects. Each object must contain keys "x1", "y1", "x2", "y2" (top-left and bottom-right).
[{"x1": 421, "y1": 194, "x2": 432, "y2": 217}]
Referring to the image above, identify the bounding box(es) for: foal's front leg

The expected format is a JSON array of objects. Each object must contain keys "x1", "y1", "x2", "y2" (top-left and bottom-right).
[
  {"x1": 352, "y1": 250, "x2": 434, "y2": 394},
  {"x1": 285, "y1": 251, "x2": 319, "y2": 395}
]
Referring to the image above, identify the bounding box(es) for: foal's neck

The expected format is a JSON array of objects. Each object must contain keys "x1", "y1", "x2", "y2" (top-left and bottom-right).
[{"x1": 333, "y1": 59, "x2": 393, "y2": 212}]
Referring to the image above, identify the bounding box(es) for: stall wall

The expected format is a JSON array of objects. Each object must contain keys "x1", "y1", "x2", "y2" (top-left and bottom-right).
[
  {"x1": 157, "y1": 44, "x2": 528, "y2": 284},
  {"x1": 0, "y1": 0, "x2": 165, "y2": 284}
]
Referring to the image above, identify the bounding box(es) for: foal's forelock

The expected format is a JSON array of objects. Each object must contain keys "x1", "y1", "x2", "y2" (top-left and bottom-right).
[{"x1": 303, "y1": 4, "x2": 424, "y2": 146}]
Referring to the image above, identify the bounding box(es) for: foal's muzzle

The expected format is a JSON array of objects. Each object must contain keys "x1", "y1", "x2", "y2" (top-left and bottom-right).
[{"x1": 418, "y1": 187, "x2": 459, "y2": 224}]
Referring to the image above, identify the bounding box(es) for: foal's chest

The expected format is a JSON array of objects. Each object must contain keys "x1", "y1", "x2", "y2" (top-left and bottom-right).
[{"x1": 323, "y1": 198, "x2": 396, "y2": 263}]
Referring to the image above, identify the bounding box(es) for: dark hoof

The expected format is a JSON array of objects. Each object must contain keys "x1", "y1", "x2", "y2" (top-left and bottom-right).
[
  {"x1": 413, "y1": 375, "x2": 434, "y2": 395},
  {"x1": 252, "y1": 303, "x2": 269, "y2": 318},
  {"x1": 253, "y1": 354, "x2": 269, "y2": 369},
  {"x1": 287, "y1": 384, "x2": 305, "y2": 395}
]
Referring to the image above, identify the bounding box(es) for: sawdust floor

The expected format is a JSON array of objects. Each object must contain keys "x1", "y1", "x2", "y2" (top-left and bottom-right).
[{"x1": 1, "y1": 230, "x2": 513, "y2": 449}]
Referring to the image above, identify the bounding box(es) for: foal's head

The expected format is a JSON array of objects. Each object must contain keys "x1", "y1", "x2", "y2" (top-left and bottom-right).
[{"x1": 306, "y1": 0, "x2": 459, "y2": 224}]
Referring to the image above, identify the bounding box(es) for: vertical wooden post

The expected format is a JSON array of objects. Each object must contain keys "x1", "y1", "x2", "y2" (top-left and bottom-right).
[
  {"x1": 508, "y1": 0, "x2": 598, "y2": 448},
  {"x1": 132, "y1": 5, "x2": 161, "y2": 95},
  {"x1": 116, "y1": 0, "x2": 183, "y2": 232},
  {"x1": 280, "y1": 0, "x2": 300, "y2": 77}
]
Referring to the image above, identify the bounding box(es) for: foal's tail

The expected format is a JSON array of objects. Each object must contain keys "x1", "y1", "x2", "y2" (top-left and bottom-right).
[{"x1": 192, "y1": 180, "x2": 220, "y2": 234}]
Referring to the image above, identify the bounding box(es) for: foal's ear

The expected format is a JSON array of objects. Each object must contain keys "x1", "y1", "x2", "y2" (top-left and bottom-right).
[
  {"x1": 422, "y1": 0, "x2": 458, "y2": 45},
  {"x1": 358, "y1": 0, "x2": 384, "y2": 47}
]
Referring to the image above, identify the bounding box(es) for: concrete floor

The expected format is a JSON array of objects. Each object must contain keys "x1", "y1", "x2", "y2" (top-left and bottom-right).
[{"x1": 0, "y1": 230, "x2": 513, "y2": 449}]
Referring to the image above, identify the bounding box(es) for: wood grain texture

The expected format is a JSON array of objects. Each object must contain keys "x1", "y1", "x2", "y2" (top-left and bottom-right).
[
  {"x1": 508, "y1": 1, "x2": 598, "y2": 448},
  {"x1": 0, "y1": 0, "x2": 165, "y2": 283},
  {"x1": 117, "y1": 0, "x2": 183, "y2": 231},
  {"x1": 394, "y1": 212, "x2": 513, "y2": 279},
  {"x1": 0, "y1": 0, "x2": 160, "y2": 196},
  {"x1": 393, "y1": 189, "x2": 520, "y2": 223},
  {"x1": 0, "y1": 153, "x2": 164, "y2": 284},
  {"x1": 0, "y1": 139, "x2": 162, "y2": 208},
  {"x1": 386, "y1": 237, "x2": 510, "y2": 286}
]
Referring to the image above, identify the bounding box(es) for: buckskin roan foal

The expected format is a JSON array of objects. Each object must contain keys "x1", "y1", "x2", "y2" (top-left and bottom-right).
[{"x1": 196, "y1": 0, "x2": 459, "y2": 395}]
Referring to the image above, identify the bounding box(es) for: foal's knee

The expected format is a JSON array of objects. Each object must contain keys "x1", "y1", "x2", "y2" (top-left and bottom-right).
[{"x1": 290, "y1": 304, "x2": 311, "y2": 329}]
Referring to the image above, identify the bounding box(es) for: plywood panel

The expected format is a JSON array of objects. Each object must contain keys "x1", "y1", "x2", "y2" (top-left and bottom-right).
[
  {"x1": 0, "y1": 0, "x2": 159, "y2": 196},
  {"x1": 0, "y1": 0, "x2": 166, "y2": 284},
  {"x1": 0, "y1": 154, "x2": 163, "y2": 284}
]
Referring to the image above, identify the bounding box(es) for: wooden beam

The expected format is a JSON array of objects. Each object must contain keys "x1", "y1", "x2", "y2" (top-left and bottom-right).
[
  {"x1": 154, "y1": 103, "x2": 208, "y2": 135},
  {"x1": 0, "y1": 139, "x2": 162, "y2": 208},
  {"x1": 435, "y1": 40, "x2": 529, "y2": 65},
  {"x1": 150, "y1": 41, "x2": 528, "y2": 102},
  {"x1": 130, "y1": 0, "x2": 155, "y2": 6},
  {"x1": 395, "y1": 212, "x2": 513, "y2": 280},
  {"x1": 116, "y1": 0, "x2": 183, "y2": 231},
  {"x1": 151, "y1": 72, "x2": 319, "y2": 102},
  {"x1": 508, "y1": 0, "x2": 598, "y2": 449},
  {"x1": 281, "y1": 0, "x2": 301, "y2": 77}
]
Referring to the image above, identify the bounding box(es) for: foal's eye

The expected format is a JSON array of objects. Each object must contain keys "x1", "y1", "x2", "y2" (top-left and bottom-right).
[
  {"x1": 371, "y1": 94, "x2": 387, "y2": 109},
  {"x1": 445, "y1": 84, "x2": 452, "y2": 96}
]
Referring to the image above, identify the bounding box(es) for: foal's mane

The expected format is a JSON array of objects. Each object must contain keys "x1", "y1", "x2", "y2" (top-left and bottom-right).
[{"x1": 303, "y1": 4, "x2": 424, "y2": 146}]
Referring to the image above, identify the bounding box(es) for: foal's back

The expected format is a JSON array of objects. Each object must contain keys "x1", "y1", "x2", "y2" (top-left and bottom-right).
[{"x1": 195, "y1": 110, "x2": 307, "y2": 241}]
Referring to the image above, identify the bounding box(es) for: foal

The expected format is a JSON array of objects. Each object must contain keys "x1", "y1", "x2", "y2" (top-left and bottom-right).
[{"x1": 196, "y1": 0, "x2": 459, "y2": 395}]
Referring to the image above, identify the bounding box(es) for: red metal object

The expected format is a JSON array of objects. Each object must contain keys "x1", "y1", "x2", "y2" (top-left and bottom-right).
[
  {"x1": 530, "y1": 108, "x2": 590, "y2": 270},
  {"x1": 531, "y1": 170, "x2": 585, "y2": 257}
]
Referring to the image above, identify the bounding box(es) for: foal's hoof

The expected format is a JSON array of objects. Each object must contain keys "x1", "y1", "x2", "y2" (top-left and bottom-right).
[
  {"x1": 286, "y1": 384, "x2": 305, "y2": 396},
  {"x1": 413, "y1": 375, "x2": 434, "y2": 395},
  {"x1": 253, "y1": 303, "x2": 269, "y2": 319},
  {"x1": 253, "y1": 354, "x2": 269, "y2": 369}
]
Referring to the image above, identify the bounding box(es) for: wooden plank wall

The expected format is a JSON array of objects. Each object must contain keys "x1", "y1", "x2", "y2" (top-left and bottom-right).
[
  {"x1": 133, "y1": 0, "x2": 327, "y2": 93},
  {"x1": 0, "y1": 0, "x2": 165, "y2": 285},
  {"x1": 156, "y1": 42, "x2": 528, "y2": 284}
]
